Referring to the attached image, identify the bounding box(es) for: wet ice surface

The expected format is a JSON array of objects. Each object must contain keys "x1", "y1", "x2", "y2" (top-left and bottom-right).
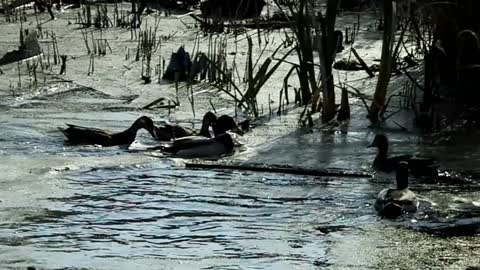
[{"x1": 1, "y1": 106, "x2": 480, "y2": 270}]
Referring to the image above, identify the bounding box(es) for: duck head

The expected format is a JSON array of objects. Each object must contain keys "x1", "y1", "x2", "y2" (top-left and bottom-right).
[
  {"x1": 129, "y1": 116, "x2": 157, "y2": 138},
  {"x1": 214, "y1": 115, "x2": 244, "y2": 136},
  {"x1": 395, "y1": 161, "x2": 410, "y2": 190},
  {"x1": 199, "y1": 111, "x2": 218, "y2": 137},
  {"x1": 368, "y1": 134, "x2": 389, "y2": 155}
]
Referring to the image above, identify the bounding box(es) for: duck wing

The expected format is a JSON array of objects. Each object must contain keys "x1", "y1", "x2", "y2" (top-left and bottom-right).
[
  {"x1": 154, "y1": 124, "x2": 196, "y2": 141},
  {"x1": 59, "y1": 124, "x2": 112, "y2": 145},
  {"x1": 154, "y1": 125, "x2": 174, "y2": 141},
  {"x1": 162, "y1": 136, "x2": 214, "y2": 154},
  {"x1": 375, "y1": 188, "x2": 418, "y2": 217},
  {"x1": 408, "y1": 157, "x2": 438, "y2": 177},
  {"x1": 171, "y1": 124, "x2": 196, "y2": 137},
  {"x1": 387, "y1": 154, "x2": 438, "y2": 176}
]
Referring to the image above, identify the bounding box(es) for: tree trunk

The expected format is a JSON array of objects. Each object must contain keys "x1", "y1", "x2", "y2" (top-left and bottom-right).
[
  {"x1": 367, "y1": 0, "x2": 396, "y2": 123},
  {"x1": 316, "y1": 0, "x2": 339, "y2": 122},
  {"x1": 337, "y1": 87, "x2": 350, "y2": 121}
]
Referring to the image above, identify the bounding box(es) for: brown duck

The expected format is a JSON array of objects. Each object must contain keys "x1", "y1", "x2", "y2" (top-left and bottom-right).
[{"x1": 58, "y1": 116, "x2": 157, "y2": 147}]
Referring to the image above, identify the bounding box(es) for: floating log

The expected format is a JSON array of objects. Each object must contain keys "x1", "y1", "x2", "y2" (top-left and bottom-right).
[{"x1": 185, "y1": 162, "x2": 373, "y2": 178}]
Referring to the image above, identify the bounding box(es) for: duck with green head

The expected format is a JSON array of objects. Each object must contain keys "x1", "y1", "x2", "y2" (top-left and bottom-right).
[
  {"x1": 58, "y1": 116, "x2": 157, "y2": 147},
  {"x1": 213, "y1": 115, "x2": 244, "y2": 136},
  {"x1": 156, "y1": 132, "x2": 235, "y2": 159},
  {"x1": 374, "y1": 161, "x2": 419, "y2": 218},
  {"x1": 368, "y1": 134, "x2": 438, "y2": 177}
]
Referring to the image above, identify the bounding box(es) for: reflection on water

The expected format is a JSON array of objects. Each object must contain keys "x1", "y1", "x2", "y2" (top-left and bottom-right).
[
  {"x1": 0, "y1": 114, "x2": 480, "y2": 270},
  {"x1": 0, "y1": 162, "x2": 379, "y2": 269},
  {"x1": 1, "y1": 160, "x2": 479, "y2": 269}
]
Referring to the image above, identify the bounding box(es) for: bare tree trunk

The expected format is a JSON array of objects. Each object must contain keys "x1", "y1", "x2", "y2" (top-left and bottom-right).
[
  {"x1": 316, "y1": 0, "x2": 339, "y2": 122},
  {"x1": 337, "y1": 87, "x2": 350, "y2": 121},
  {"x1": 367, "y1": 0, "x2": 397, "y2": 123}
]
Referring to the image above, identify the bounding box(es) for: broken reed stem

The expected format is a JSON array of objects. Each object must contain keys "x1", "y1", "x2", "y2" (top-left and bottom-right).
[
  {"x1": 209, "y1": 99, "x2": 217, "y2": 114},
  {"x1": 88, "y1": 54, "x2": 95, "y2": 75},
  {"x1": 188, "y1": 85, "x2": 195, "y2": 118},
  {"x1": 17, "y1": 61, "x2": 21, "y2": 89}
]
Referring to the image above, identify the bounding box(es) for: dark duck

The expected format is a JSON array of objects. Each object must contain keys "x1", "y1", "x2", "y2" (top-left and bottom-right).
[
  {"x1": 374, "y1": 161, "x2": 419, "y2": 218},
  {"x1": 58, "y1": 116, "x2": 157, "y2": 147},
  {"x1": 155, "y1": 132, "x2": 235, "y2": 159},
  {"x1": 154, "y1": 111, "x2": 243, "y2": 141},
  {"x1": 154, "y1": 111, "x2": 217, "y2": 141},
  {"x1": 368, "y1": 134, "x2": 438, "y2": 177}
]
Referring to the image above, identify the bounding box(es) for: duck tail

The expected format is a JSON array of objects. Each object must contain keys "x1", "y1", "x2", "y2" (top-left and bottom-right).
[
  {"x1": 382, "y1": 203, "x2": 403, "y2": 219},
  {"x1": 57, "y1": 127, "x2": 69, "y2": 138}
]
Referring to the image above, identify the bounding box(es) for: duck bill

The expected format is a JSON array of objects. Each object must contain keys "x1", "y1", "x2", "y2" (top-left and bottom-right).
[{"x1": 367, "y1": 142, "x2": 376, "y2": 148}]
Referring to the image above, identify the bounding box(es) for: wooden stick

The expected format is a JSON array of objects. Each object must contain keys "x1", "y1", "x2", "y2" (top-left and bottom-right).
[
  {"x1": 351, "y1": 47, "x2": 375, "y2": 78},
  {"x1": 185, "y1": 162, "x2": 372, "y2": 178}
]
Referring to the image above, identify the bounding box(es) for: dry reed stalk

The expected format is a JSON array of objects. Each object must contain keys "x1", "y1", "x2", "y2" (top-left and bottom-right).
[
  {"x1": 88, "y1": 53, "x2": 94, "y2": 75},
  {"x1": 17, "y1": 61, "x2": 21, "y2": 89},
  {"x1": 90, "y1": 31, "x2": 96, "y2": 55},
  {"x1": 187, "y1": 85, "x2": 195, "y2": 118},
  {"x1": 81, "y1": 29, "x2": 91, "y2": 54}
]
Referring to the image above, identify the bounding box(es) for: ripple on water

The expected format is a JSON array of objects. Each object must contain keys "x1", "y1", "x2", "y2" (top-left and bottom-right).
[
  {"x1": 0, "y1": 162, "x2": 379, "y2": 269},
  {"x1": 1, "y1": 161, "x2": 480, "y2": 269}
]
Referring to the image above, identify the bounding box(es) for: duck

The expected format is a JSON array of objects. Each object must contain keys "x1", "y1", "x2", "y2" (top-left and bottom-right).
[
  {"x1": 374, "y1": 161, "x2": 419, "y2": 218},
  {"x1": 213, "y1": 115, "x2": 244, "y2": 136},
  {"x1": 152, "y1": 132, "x2": 235, "y2": 159},
  {"x1": 154, "y1": 111, "x2": 217, "y2": 141},
  {"x1": 368, "y1": 134, "x2": 438, "y2": 177},
  {"x1": 154, "y1": 112, "x2": 244, "y2": 141},
  {"x1": 58, "y1": 116, "x2": 157, "y2": 147}
]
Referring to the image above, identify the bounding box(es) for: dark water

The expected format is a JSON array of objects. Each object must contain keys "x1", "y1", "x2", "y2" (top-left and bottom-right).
[
  {"x1": 1, "y1": 159, "x2": 379, "y2": 269},
  {"x1": 1, "y1": 108, "x2": 480, "y2": 270}
]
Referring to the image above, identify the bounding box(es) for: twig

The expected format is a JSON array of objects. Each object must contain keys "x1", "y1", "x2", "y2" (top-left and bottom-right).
[
  {"x1": 142, "y1": 97, "x2": 166, "y2": 109},
  {"x1": 351, "y1": 47, "x2": 375, "y2": 77},
  {"x1": 401, "y1": 67, "x2": 425, "y2": 92}
]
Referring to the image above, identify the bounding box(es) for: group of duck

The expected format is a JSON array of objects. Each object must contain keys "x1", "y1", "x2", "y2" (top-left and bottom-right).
[
  {"x1": 58, "y1": 111, "x2": 246, "y2": 158},
  {"x1": 58, "y1": 114, "x2": 438, "y2": 219}
]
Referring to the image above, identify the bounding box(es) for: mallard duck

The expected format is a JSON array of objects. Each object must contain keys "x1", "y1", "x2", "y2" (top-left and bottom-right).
[
  {"x1": 58, "y1": 116, "x2": 157, "y2": 147},
  {"x1": 368, "y1": 134, "x2": 438, "y2": 177},
  {"x1": 154, "y1": 112, "x2": 244, "y2": 141},
  {"x1": 154, "y1": 111, "x2": 218, "y2": 141},
  {"x1": 213, "y1": 115, "x2": 244, "y2": 136},
  {"x1": 154, "y1": 132, "x2": 235, "y2": 158},
  {"x1": 374, "y1": 161, "x2": 419, "y2": 218}
]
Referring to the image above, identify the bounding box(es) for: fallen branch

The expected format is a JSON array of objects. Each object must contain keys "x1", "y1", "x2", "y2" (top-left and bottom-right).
[
  {"x1": 351, "y1": 47, "x2": 375, "y2": 77},
  {"x1": 185, "y1": 162, "x2": 373, "y2": 178},
  {"x1": 142, "y1": 97, "x2": 166, "y2": 109}
]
